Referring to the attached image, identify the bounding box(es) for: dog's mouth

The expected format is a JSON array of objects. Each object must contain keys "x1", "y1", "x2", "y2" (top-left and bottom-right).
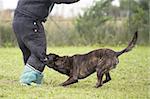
[{"x1": 46, "y1": 61, "x2": 55, "y2": 68}]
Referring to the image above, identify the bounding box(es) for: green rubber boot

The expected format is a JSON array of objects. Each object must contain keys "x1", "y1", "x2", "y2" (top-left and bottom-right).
[{"x1": 20, "y1": 64, "x2": 43, "y2": 86}]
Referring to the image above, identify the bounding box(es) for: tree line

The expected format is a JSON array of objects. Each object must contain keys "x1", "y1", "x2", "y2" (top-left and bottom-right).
[{"x1": 0, "y1": 0, "x2": 149, "y2": 47}]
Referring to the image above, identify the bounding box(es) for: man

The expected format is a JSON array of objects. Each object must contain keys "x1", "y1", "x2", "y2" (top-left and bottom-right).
[{"x1": 12, "y1": 0, "x2": 79, "y2": 86}]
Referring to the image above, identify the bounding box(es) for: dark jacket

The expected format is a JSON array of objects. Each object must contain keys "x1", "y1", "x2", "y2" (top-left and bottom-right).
[{"x1": 15, "y1": 0, "x2": 79, "y2": 21}]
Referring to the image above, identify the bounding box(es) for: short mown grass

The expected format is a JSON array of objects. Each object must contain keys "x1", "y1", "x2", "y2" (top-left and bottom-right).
[{"x1": 0, "y1": 46, "x2": 149, "y2": 99}]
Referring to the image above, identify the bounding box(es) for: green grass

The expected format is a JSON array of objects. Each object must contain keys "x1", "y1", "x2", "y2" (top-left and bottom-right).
[{"x1": 0, "y1": 46, "x2": 149, "y2": 99}]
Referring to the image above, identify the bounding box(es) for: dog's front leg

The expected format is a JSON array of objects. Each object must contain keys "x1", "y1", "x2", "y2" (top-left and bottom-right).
[
  {"x1": 60, "y1": 65, "x2": 79, "y2": 86},
  {"x1": 59, "y1": 76, "x2": 78, "y2": 86}
]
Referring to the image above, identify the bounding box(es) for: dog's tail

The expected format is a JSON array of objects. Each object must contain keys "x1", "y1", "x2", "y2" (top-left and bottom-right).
[{"x1": 116, "y1": 31, "x2": 138, "y2": 57}]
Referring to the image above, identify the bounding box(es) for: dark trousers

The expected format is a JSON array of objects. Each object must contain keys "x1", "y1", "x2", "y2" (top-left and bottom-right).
[{"x1": 12, "y1": 12, "x2": 47, "y2": 72}]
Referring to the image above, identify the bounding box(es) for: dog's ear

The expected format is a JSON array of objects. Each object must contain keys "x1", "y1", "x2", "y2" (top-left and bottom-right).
[
  {"x1": 61, "y1": 56, "x2": 68, "y2": 61},
  {"x1": 64, "y1": 56, "x2": 69, "y2": 59},
  {"x1": 47, "y1": 53, "x2": 59, "y2": 62}
]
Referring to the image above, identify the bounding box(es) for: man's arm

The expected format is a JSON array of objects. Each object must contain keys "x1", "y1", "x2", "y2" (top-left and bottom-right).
[{"x1": 50, "y1": 0, "x2": 80, "y2": 4}]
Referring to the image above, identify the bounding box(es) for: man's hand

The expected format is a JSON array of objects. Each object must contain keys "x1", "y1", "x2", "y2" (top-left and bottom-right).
[{"x1": 50, "y1": 0, "x2": 80, "y2": 4}]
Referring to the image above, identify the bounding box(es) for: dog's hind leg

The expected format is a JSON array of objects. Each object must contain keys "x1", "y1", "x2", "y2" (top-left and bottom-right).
[
  {"x1": 95, "y1": 69, "x2": 105, "y2": 88},
  {"x1": 103, "y1": 72, "x2": 111, "y2": 84}
]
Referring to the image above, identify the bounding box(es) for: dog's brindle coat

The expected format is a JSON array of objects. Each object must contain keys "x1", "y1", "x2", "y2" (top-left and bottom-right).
[{"x1": 46, "y1": 32, "x2": 138, "y2": 88}]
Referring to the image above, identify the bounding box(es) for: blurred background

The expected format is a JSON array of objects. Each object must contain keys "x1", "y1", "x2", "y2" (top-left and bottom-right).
[{"x1": 0, "y1": 0, "x2": 149, "y2": 47}]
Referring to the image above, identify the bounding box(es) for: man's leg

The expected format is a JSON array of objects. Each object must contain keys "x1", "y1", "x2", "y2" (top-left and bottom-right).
[
  {"x1": 20, "y1": 42, "x2": 31, "y2": 65},
  {"x1": 13, "y1": 19, "x2": 31, "y2": 65},
  {"x1": 13, "y1": 13, "x2": 47, "y2": 85},
  {"x1": 19, "y1": 20, "x2": 47, "y2": 85}
]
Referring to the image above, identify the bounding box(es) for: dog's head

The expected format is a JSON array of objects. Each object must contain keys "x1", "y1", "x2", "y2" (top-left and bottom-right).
[
  {"x1": 54, "y1": 56, "x2": 71, "y2": 69},
  {"x1": 46, "y1": 53, "x2": 59, "y2": 67},
  {"x1": 46, "y1": 53, "x2": 71, "y2": 75},
  {"x1": 47, "y1": 53, "x2": 70, "y2": 68}
]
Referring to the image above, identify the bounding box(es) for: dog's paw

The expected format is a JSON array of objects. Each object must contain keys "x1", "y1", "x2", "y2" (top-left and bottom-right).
[
  {"x1": 59, "y1": 83, "x2": 64, "y2": 86},
  {"x1": 103, "y1": 79, "x2": 111, "y2": 84},
  {"x1": 95, "y1": 82, "x2": 103, "y2": 88},
  {"x1": 95, "y1": 85, "x2": 102, "y2": 88},
  {"x1": 59, "y1": 83, "x2": 67, "y2": 86}
]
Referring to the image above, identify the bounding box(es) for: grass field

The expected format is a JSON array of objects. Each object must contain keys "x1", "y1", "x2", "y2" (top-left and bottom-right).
[{"x1": 0, "y1": 46, "x2": 149, "y2": 99}]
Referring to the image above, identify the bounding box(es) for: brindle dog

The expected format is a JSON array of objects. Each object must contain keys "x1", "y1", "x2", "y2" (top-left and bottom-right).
[{"x1": 46, "y1": 32, "x2": 138, "y2": 88}]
